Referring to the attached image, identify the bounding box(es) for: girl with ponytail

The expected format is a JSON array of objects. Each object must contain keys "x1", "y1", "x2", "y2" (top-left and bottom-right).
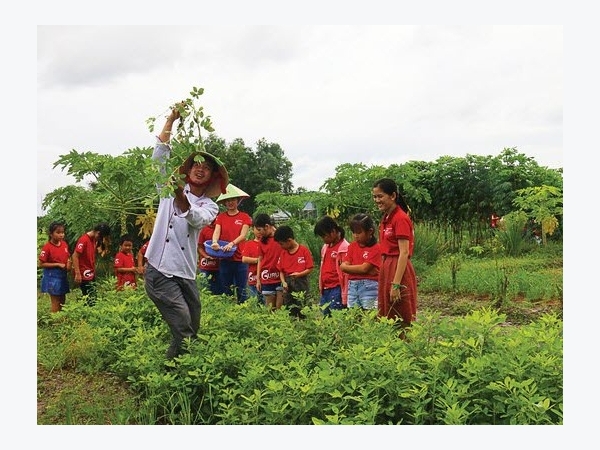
[{"x1": 372, "y1": 178, "x2": 418, "y2": 335}]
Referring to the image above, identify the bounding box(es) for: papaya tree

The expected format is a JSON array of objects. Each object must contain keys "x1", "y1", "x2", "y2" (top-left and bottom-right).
[
  {"x1": 512, "y1": 185, "x2": 563, "y2": 245},
  {"x1": 45, "y1": 87, "x2": 218, "y2": 242},
  {"x1": 40, "y1": 184, "x2": 109, "y2": 249},
  {"x1": 50, "y1": 146, "x2": 155, "y2": 239},
  {"x1": 319, "y1": 163, "x2": 388, "y2": 224}
]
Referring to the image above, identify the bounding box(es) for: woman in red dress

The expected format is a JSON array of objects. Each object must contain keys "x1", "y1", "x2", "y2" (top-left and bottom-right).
[{"x1": 372, "y1": 178, "x2": 417, "y2": 334}]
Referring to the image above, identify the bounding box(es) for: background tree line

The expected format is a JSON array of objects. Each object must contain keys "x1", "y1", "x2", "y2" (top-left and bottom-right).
[
  {"x1": 37, "y1": 88, "x2": 562, "y2": 257},
  {"x1": 38, "y1": 144, "x2": 562, "y2": 252}
]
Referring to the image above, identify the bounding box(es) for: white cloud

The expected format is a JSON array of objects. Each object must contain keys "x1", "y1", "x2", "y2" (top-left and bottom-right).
[{"x1": 37, "y1": 25, "x2": 563, "y2": 215}]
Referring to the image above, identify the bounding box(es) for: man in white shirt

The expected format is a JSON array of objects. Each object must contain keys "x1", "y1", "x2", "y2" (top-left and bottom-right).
[{"x1": 145, "y1": 105, "x2": 228, "y2": 360}]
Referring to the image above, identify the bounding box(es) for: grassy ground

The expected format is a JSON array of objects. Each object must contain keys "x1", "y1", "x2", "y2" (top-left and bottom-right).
[
  {"x1": 37, "y1": 363, "x2": 139, "y2": 425},
  {"x1": 36, "y1": 289, "x2": 563, "y2": 425}
]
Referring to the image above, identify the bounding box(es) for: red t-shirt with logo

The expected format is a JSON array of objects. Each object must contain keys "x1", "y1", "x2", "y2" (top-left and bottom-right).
[
  {"x1": 343, "y1": 241, "x2": 381, "y2": 281},
  {"x1": 258, "y1": 235, "x2": 282, "y2": 287},
  {"x1": 242, "y1": 238, "x2": 260, "y2": 286},
  {"x1": 39, "y1": 240, "x2": 70, "y2": 266},
  {"x1": 320, "y1": 239, "x2": 347, "y2": 289},
  {"x1": 277, "y1": 244, "x2": 314, "y2": 276},
  {"x1": 74, "y1": 233, "x2": 97, "y2": 281},
  {"x1": 379, "y1": 206, "x2": 414, "y2": 257},
  {"x1": 114, "y1": 251, "x2": 137, "y2": 289},
  {"x1": 215, "y1": 211, "x2": 252, "y2": 261},
  {"x1": 198, "y1": 224, "x2": 219, "y2": 272}
]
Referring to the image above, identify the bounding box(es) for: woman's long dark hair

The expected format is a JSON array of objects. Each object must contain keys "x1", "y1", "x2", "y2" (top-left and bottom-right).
[{"x1": 373, "y1": 178, "x2": 410, "y2": 214}]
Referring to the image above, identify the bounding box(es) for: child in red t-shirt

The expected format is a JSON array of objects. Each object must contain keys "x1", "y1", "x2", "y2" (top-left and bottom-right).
[
  {"x1": 198, "y1": 220, "x2": 223, "y2": 295},
  {"x1": 340, "y1": 213, "x2": 381, "y2": 310},
  {"x1": 254, "y1": 213, "x2": 283, "y2": 309},
  {"x1": 314, "y1": 216, "x2": 349, "y2": 316},
  {"x1": 72, "y1": 222, "x2": 111, "y2": 305},
  {"x1": 114, "y1": 235, "x2": 137, "y2": 290},
  {"x1": 39, "y1": 222, "x2": 72, "y2": 312},
  {"x1": 242, "y1": 225, "x2": 264, "y2": 305},
  {"x1": 274, "y1": 225, "x2": 314, "y2": 318}
]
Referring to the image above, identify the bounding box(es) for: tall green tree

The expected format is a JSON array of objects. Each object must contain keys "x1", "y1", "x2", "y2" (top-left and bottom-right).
[
  {"x1": 255, "y1": 139, "x2": 293, "y2": 195},
  {"x1": 384, "y1": 161, "x2": 432, "y2": 221},
  {"x1": 205, "y1": 136, "x2": 294, "y2": 216}
]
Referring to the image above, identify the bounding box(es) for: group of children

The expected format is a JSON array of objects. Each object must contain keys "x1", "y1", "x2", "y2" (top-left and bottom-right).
[
  {"x1": 195, "y1": 202, "x2": 387, "y2": 320},
  {"x1": 310, "y1": 178, "x2": 418, "y2": 331},
  {"x1": 39, "y1": 222, "x2": 110, "y2": 311},
  {"x1": 39, "y1": 178, "x2": 417, "y2": 331},
  {"x1": 197, "y1": 207, "x2": 316, "y2": 318},
  {"x1": 38, "y1": 223, "x2": 149, "y2": 313},
  {"x1": 192, "y1": 185, "x2": 317, "y2": 318},
  {"x1": 314, "y1": 214, "x2": 382, "y2": 315}
]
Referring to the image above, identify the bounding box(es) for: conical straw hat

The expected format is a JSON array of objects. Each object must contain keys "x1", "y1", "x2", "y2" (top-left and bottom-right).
[{"x1": 216, "y1": 184, "x2": 250, "y2": 203}]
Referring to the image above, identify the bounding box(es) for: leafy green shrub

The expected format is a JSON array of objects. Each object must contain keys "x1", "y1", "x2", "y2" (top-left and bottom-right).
[
  {"x1": 494, "y1": 211, "x2": 528, "y2": 257},
  {"x1": 413, "y1": 222, "x2": 448, "y2": 265},
  {"x1": 38, "y1": 281, "x2": 562, "y2": 425},
  {"x1": 37, "y1": 315, "x2": 109, "y2": 373}
]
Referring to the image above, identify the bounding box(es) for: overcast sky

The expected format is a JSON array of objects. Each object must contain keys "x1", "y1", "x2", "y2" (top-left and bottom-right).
[{"x1": 37, "y1": 25, "x2": 562, "y2": 215}]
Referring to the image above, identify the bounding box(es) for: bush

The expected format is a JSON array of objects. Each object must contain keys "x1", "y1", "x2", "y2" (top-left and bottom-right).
[
  {"x1": 494, "y1": 211, "x2": 528, "y2": 257},
  {"x1": 38, "y1": 280, "x2": 562, "y2": 425},
  {"x1": 413, "y1": 222, "x2": 448, "y2": 265}
]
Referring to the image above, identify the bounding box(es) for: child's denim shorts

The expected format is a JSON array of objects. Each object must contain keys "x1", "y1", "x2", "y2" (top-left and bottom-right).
[{"x1": 347, "y1": 278, "x2": 379, "y2": 309}]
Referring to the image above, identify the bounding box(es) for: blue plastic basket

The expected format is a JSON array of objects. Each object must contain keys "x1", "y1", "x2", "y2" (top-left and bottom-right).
[{"x1": 204, "y1": 240, "x2": 237, "y2": 258}]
